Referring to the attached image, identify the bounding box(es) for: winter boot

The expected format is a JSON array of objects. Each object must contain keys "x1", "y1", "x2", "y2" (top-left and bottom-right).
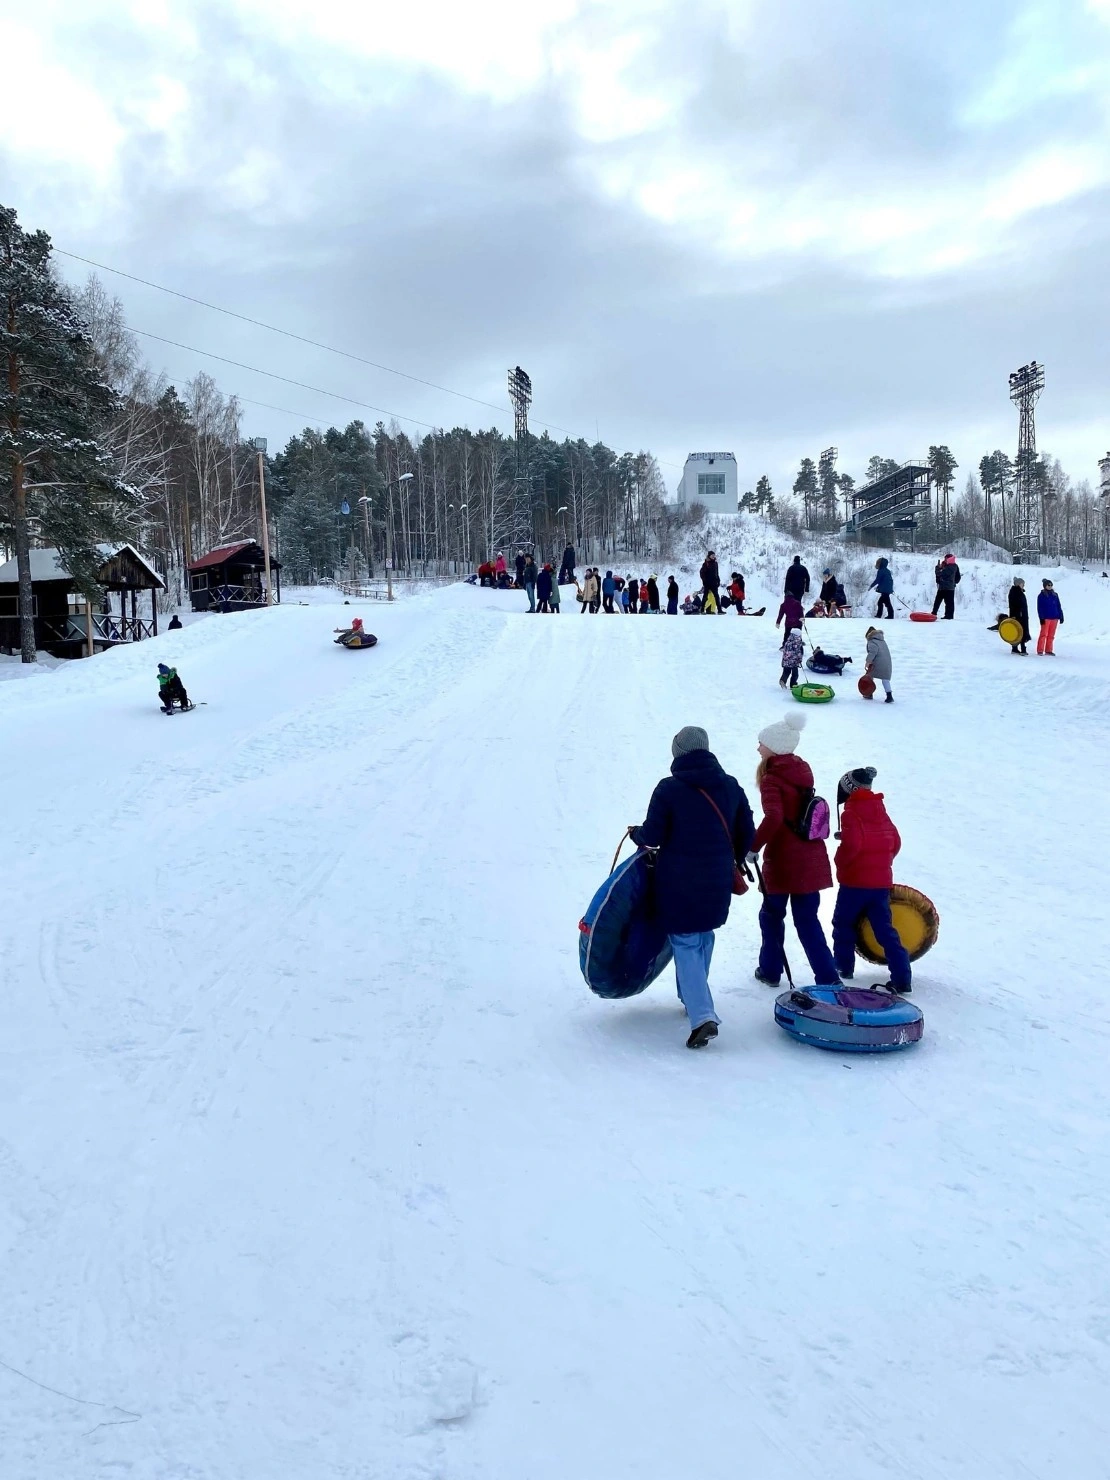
[
  {"x1": 876, "y1": 980, "x2": 911, "y2": 994},
  {"x1": 686, "y1": 1021, "x2": 719, "y2": 1050},
  {"x1": 884, "y1": 691, "x2": 894, "y2": 703},
  {"x1": 753, "y1": 967, "x2": 780, "y2": 987}
]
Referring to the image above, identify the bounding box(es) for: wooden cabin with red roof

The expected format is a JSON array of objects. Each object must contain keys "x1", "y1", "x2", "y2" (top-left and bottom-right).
[{"x1": 188, "y1": 541, "x2": 282, "y2": 612}]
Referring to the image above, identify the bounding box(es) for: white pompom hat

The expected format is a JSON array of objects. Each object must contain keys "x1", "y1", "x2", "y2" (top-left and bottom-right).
[{"x1": 758, "y1": 712, "x2": 806, "y2": 756}]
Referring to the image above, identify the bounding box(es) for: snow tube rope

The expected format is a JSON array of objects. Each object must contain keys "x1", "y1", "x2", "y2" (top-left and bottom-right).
[
  {"x1": 775, "y1": 986, "x2": 924, "y2": 1053},
  {"x1": 791, "y1": 682, "x2": 834, "y2": 704},
  {"x1": 856, "y1": 883, "x2": 939, "y2": 965}
]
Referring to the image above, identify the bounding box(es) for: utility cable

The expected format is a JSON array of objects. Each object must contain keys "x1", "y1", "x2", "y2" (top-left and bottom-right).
[{"x1": 57, "y1": 245, "x2": 681, "y2": 468}]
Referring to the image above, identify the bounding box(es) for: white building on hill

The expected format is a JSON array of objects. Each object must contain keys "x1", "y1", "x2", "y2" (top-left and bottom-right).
[{"x1": 678, "y1": 453, "x2": 738, "y2": 514}]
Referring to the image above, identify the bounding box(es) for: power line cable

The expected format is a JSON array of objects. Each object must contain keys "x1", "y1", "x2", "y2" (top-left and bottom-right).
[
  {"x1": 56, "y1": 246, "x2": 572, "y2": 434},
  {"x1": 57, "y1": 245, "x2": 681, "y2": 468},
  {"x1": 129, "y1": 327, "x2": 443, "y2": 432}
]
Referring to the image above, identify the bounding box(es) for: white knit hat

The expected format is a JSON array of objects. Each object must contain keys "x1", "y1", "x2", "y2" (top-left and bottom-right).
[{"x1": 758, "y1": 712, "x2": 806, "y2": 756}]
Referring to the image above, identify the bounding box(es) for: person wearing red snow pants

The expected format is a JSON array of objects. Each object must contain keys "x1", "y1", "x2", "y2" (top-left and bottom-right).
[
  {"x1": 1037, "y1": 579, "x2": 1063, "y2": 655},
  {"x1": 830, "y1": 767, "x2": 912, "y2": 992}
]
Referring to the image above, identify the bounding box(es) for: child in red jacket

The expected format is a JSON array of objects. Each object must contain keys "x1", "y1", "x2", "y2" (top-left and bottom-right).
[{"x1": 830, "y1": 767, "x2": 913, "y2": 992}]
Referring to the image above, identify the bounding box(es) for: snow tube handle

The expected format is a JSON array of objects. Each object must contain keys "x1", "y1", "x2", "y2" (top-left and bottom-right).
[{"x1": 611, "y1": 832, "x2": 633, "y2": 874}]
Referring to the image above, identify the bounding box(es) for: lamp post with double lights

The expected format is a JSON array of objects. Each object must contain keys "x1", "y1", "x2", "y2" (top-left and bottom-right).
[
  {"x1": 357, "y1": 493, "x2": 374, "y2": 583},
  {"x1": 252, "y1": 437, "x2": 273, "y2": 605},
  {"x1": 385, "y1": 472, "x2": 414, "y2": 601},
  {"x1": 447, "y1": 502, "x2": 470, "y2": 569}
]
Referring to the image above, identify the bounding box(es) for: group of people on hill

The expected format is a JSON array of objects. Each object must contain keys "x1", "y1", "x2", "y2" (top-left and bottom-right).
[
  {"x1": 998, "y1": 577, "x2": 1065, "y2": 655},
  {"x1": 630, "y1": 716, "x2": 909, "y2": 1048},
  {"x1": 575, "y1": 570, "x2": 681, "y2": 615}
]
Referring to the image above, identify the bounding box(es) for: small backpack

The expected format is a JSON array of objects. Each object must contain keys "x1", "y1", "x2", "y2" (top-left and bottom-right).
[{"x1": 791, "y1": 786, "x2": 831, "y2": 842}]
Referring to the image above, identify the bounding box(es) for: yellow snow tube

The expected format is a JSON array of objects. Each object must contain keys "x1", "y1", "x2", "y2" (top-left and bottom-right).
[
  {"x1": 997, "y1": 617, "x2": 1023, "y2": 645},
  {"x1": 856, "y1": 884, "x2": 940, "y2": 964}
]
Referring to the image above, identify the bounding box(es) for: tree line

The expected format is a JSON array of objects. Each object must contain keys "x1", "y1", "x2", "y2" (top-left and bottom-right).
[
  {"x1": 1, "y1": 202, "x2": 673, "y2": 660},
  {"x1": 741, "y1": 444, "x2": 1106, "y2": 560}
]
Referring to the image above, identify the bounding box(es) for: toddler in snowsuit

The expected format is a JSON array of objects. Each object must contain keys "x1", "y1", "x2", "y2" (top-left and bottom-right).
[
  {"x1": 831, "y1": 767, "x2": 912, "y2": 993},
  {"x1": 779, "y1": 629, "x2": 804, "y2": 689},
  {"x1": 157, "y1": 663, "x2": 190, "y2": 712},
  {"x1": 863, "y1": 627, "x2": 893, "y2": 702}
]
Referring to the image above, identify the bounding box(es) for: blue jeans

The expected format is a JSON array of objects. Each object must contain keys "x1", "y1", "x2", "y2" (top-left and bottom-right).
[
  {"x1": 525, "y1": 583, "x2": 536, "y2": 612},
  {"x1": 832, "y1": 886, "x2": 912, "y2": 989},
  {"x1": 669, "y1": 931, "x2": 718, "y2": 1028},
  {"x1": 758, "y1": 892, "x2": 840, "y2": 985}
]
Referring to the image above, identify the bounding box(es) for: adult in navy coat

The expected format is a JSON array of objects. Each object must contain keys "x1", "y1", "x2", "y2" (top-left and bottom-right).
[
  {"x1": 784, "y1": 556, "x2": 811, "y2": 599},
  {"x1": 630, "y1": 728, "x2": 754, "y2": 1049}
]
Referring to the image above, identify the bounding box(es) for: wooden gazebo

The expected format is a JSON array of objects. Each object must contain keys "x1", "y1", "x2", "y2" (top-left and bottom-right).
[
  {"x1": 188, "y1": 541, "x2": 282, "y2": 612},
  {"x1": 0, "y1": 545, "x2": 164, "y2": 658}
]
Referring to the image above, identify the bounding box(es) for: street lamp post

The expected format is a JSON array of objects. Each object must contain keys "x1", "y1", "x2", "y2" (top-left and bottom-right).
[
  {"x1": 358, "y1": 493, "x2": 373, "y2": 583},
  {"x1": 386, "y1": 472, "x2": 414, "y2": 602},
  {"x1": 253, "y1": 437, "x2": 273, "y2": 606}
]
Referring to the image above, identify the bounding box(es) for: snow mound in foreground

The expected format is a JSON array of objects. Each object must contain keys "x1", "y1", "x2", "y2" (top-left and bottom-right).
[{"x1": 2, "y1": 587, "x2": 1109, "y2": 1479}]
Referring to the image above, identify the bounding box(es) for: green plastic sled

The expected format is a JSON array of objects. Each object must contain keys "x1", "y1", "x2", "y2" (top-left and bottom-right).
[{"x1": 791, "y1": 682, "x2": 835, "y2": 704}]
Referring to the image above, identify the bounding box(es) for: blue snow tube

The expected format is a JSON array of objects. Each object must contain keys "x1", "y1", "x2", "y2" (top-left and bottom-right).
[
  {"x1": 579, "y1": 850, "x2": 673, "y2": 999},
  {"x1": 774, "y1": 987, "x2": 923, "y2": 1053}
]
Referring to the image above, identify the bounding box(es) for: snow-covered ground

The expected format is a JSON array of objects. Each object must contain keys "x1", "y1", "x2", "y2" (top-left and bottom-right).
[{"x1": 2, "y1": 566, "x2": 1109, "y2": 1479}]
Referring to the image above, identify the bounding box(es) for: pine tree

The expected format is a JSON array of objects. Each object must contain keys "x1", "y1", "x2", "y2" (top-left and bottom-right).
[
  {"x1": 928, "y1": 445, "x2": 959, "y2": 532},
  {"x1": 1, "y1": 205, "x2": 134, "y2": 661},
  {"x1": 865, "y1": 455, "x2": 900, "y2": 484},
  {"x1": 793, "y1": 458, "x2": 818, "y2": 525},
  {"x1": 836, "y1": 472, "x2": 855, "y2": 524},
  {"x1": 817, "y1": 448, "x2": 839, "y2": 525}
]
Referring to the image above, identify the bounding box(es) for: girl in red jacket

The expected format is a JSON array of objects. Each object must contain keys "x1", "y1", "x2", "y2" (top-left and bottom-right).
[
  {"x1": 831, "y1": 767, "x2": 912, "y2": 992},
  {"x1": 750, "y1": 714, "x2": 840, "y2": 987}
]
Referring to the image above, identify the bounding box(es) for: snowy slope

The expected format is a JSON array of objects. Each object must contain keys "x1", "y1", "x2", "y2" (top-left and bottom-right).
[
  {"x1": 2, "y1": 583, "x2": 1109, "y2": 1479},
  {"x1": 654, "y1": 511, "x2": 1110, "y2": 637}
]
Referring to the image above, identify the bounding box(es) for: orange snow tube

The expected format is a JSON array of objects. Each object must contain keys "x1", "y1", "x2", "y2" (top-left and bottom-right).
[
  {"x1": 909, "y1": 612, "x2": 937, "y2": 623},
  {"x1": 856, "y1": 884, "x2": 940, "y2": 965}
]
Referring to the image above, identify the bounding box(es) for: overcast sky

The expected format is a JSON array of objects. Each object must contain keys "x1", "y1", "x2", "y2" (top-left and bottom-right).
[{"x1": 2, "y1": 0, "x2": 1108, "y2": 494}]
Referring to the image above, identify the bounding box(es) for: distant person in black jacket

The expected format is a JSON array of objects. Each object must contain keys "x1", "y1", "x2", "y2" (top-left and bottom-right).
[
  {"x1": 630, "y1": 726, "x2": 754, "y2": 1049},
  {"x1": 536, "y1": 563, "x2": 554, "y2": 613},
  {"x1": 1008, "y1": 577, "x2": 1030, "y2": 654},
  {"x1": 558, "y1": 544, "x2": 576, "y2": 585},
  {"x1": 699, "y1": 552, "x2": 720, "y2": 607},
  {"x1": 819, "y1": 569, "x2": 838, "y2": 614},
  {"x1": 784, "y1": 556, "x2": 810, "y2": 599},
  {"x1": 932, "y1": 554, "x2": 961, "y2": 618}
]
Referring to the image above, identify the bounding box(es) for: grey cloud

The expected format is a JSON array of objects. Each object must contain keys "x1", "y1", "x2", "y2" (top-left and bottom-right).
[{"x1": 1, "y1": 0, "x2": 1107, "y2": 490}]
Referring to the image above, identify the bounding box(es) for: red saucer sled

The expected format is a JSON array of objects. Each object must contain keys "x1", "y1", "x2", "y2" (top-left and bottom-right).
[
  {"x1": 858, "y1": 674, "x2": 876, "y2": 698},
  {"x1": 909, "y1": 612, "x2": 937, "y2": 623}
]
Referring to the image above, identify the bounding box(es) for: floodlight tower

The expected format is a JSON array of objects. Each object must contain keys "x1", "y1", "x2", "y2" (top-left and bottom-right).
[
  {"x1": 1009, "y1": 361, "x2": 1045, "y2": 560},
  {"x1": 507, "y1": 365, "x2": 533, "y2": 543}
]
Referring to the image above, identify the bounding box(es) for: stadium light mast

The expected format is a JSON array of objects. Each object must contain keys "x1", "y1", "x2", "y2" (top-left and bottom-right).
[
  {"x1": 1009, "y1": 361, "x2": 1045, "y2": 562},
  {"x1": 507, "y1": 366, "x2": 532, "y2": 546}
]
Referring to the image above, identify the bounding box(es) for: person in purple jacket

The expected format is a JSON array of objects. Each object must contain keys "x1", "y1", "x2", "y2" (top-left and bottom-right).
[{"x1": 776, "y1": 592, "x2": 804, "y2": 635}]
